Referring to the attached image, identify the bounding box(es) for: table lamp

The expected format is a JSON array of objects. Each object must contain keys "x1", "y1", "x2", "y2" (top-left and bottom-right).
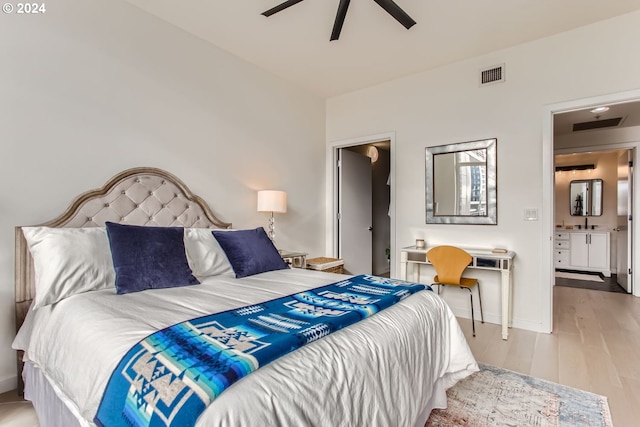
[{"x1": 257, "y1": 190, "x2": 287, "y2": 243}]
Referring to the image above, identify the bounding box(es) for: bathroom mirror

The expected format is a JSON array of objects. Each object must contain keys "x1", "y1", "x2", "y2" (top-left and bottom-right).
[
  {"x1": 426, "y1": 138, "x2": 497, "y2": 224},
  {"x1": 570, "y1": 179, "x2": 603, "y2": 216}
]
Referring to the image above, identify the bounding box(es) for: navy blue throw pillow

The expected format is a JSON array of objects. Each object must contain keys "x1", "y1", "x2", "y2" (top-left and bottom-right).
[
  {"x1": 105, "y1": 222, "x2": 199, "y2": 294},
  {"x1": 212, "y1": 227, "x2": 289, "y2": 278}
]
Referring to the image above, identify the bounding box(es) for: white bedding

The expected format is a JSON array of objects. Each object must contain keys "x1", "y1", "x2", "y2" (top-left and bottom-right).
[{"x1": 14, "y1": 268, "x2": 478, "y2": 427}]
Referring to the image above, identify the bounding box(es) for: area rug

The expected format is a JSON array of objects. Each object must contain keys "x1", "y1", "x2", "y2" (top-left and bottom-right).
[
  {"x1": 426, "y1": 364, "x2": 613, "y2": 427},
  {"x1": 555, "y1": 271, "x2": 604, "y2": 282}
]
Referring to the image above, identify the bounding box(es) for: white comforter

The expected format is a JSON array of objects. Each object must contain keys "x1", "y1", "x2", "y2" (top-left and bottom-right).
[{"x1": 14, "y1": 269, "x2": 477, "y2": 427}]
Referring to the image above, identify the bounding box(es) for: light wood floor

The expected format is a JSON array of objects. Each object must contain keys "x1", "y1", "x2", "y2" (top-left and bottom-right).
[
  {"x1": 1, "y1": 285, "x2": 639, "y2": 426},
  {"x1": 458, "y1": 285, "x2": 640, "y2": 427},
  {"x1": 0, "y1": 388, "x2": 38, "y2": 427}
]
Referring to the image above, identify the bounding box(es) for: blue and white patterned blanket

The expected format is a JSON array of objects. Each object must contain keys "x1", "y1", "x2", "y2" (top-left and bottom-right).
[{"x1": 94, "y1": 274, "x2": 428, "y2": 427}]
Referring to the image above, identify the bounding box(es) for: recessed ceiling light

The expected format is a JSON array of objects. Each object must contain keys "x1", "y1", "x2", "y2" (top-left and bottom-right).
[{"x1": 590, "y1": 106, "x2": 610, "y2": 114}]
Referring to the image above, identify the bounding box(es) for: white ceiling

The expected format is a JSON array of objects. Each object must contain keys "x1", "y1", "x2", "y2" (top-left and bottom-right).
[{"x1": 122, "y1": 0, "x2": 640, "y2": 98}]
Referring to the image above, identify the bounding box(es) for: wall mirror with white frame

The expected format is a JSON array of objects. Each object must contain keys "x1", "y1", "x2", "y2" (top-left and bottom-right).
[{"x1": 426, "y1": 138, "x2": 497, "y2": 224}]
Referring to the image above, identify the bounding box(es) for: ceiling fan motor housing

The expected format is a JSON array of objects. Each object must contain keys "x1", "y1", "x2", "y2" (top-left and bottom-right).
[{"x1": 262, "y1": 0, "x2": 417, "y2": 41}]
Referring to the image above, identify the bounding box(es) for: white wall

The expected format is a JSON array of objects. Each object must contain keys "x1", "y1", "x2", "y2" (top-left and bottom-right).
[
  {"x1": 327, "y1": 11, "x2": 640, "y2": 331},
  {"x1": 0, "y1": 0, "x2": 325, "y2": 392}
]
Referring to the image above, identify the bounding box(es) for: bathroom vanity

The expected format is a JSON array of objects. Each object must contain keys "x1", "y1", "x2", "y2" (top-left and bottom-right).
[
  {"x1": 554, "y1": 230, "x2": 611, "y2": 277},
  {"x1": 554, "y1": 176, "x2": 610, "y2": 276}
]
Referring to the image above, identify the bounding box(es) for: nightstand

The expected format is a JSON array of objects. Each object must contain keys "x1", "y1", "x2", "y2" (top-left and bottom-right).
[{"x1": 279, "y1": 250, "x2": 307, "y2": 268}]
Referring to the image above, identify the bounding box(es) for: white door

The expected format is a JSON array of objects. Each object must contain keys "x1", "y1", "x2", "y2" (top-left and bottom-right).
[
  {"x1": 616, "y1": 149, "x2": 633, "y2": 292},
  {"x1": 588, "y1": 232, "x2": 609, "y2": 270},
  {"x1": 338, "y1": 149, "x2": 372, "y2": 275},
  {"x1": 570, "y1": 232, "x2": 589, "y2": 268}
]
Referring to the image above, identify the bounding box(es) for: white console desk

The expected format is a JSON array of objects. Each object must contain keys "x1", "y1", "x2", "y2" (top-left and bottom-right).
[{"x1": 400, "y1": 246, "x2": 516, "y2": 340}]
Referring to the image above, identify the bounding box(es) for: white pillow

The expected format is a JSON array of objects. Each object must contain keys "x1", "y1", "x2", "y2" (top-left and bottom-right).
[
  {"x1": 184, "y1": 228, "x2": 233, "y2": 278},
  {"x1": 23, "y1": 227, "x2": 116, "y2": 309}
]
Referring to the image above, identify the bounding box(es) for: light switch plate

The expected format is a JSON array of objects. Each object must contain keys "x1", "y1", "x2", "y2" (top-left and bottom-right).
[{"x1": 524, "y1": 208, "x2": 538, "y2": 221}]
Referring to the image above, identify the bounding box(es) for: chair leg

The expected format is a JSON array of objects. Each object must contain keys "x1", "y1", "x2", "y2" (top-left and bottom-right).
[
  {"x1": 464, "y1": 287, "x2": 476, "y2": 337},
  {"x1": 477, "y1": 283, "x2": 484, "y2": 324}
]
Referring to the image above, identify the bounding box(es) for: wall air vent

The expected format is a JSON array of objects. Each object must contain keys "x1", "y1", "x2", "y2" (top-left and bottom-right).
[
  {"x1": 572, "y1": 117, "x2": 624, "y2": 132},
  {"x1": 479, "y1": 64, "x2": 505, "y2": 86}
]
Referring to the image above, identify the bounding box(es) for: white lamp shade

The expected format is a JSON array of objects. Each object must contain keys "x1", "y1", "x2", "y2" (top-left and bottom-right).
[{"x1": 257, "y1": 190, "x2": 287, "y2": 213}]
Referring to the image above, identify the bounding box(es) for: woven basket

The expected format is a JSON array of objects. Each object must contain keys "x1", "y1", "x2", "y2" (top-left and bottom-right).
[
  {"x1": 321, "y1": 265, "x2": 345, "y2": 274},
  {"x1": 306, "y1": 257, "x2": 345, "y2": 274}
]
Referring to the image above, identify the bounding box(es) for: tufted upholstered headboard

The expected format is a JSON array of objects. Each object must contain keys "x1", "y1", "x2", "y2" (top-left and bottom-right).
[{"x1": 14, "y1": 167, "x2": 231, "y2": 391}]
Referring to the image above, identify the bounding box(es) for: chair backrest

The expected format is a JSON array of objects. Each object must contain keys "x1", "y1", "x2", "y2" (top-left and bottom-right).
[{"x1": 426, "y1": 245, "x2": 473, "y2": 285}]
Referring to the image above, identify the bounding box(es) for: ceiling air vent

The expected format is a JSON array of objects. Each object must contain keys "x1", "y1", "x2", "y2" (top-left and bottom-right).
[
  {"x1": 480, "y1": 64, "x2": 505, "y2": 86},
  {"x1": 572, "y1": 117, "x2": 624, "y2": 132}
]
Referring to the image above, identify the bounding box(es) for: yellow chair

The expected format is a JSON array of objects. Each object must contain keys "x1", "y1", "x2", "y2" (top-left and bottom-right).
[{"x1": 426, "y1": 245, "x2": 484, "y2": 337}]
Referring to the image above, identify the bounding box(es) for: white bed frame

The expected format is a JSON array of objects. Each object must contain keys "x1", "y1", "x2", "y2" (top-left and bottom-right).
[{"x1": 14, "y1": 167, "x2": 232, "y2": 394}]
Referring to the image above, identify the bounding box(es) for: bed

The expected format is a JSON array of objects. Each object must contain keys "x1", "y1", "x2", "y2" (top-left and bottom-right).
[{"x1": 13, "y1": 167, "x2": 478, "y2": 427}]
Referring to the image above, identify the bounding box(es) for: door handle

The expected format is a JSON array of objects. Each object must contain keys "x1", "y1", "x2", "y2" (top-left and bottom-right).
[{"x1": 368, "y1": 226, "x2": 373, "y2": 231}]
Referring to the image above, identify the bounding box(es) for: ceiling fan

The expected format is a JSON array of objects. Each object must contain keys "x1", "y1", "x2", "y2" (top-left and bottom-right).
[{"x1": 262, "y1": 0, "x2": 417, "y2": 41}]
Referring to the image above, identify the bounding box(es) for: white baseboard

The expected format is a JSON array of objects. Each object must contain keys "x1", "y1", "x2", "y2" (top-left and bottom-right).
[
  {"x1": 0, "y1": 374, "x2": 17, "y2": 394},
  {"x1": 511, "y1": 317, "x2": 546, "y2": 333},
  {"x1": 449, "y1": 304, "x2": 546, "y2": 333}
]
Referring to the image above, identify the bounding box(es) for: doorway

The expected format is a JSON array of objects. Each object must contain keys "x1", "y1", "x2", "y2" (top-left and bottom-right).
[
  {"x1": 554, "y1": 147, "x2": 633, "y2": 294},
  {"x1": 328, "y1": 133, "x2": 395, "y2": 276},
  {"x1": 542, "y1": 90, "x2": 640, "y2": 333},
  {"x1": 339, "y1": 143, "x2": 391, "y2": 275}
]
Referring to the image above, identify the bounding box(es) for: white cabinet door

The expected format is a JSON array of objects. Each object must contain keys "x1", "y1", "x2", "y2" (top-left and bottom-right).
[
  {"x1": 588, "y1": 232, "x2": 609, "y2": 270},
  {"x1": 570, "y1": 232, "x2": 589, "y2": 268}
]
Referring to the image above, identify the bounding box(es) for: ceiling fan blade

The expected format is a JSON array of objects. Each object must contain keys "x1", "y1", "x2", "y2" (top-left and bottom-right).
[
  {"x1": 330, "y1": 0, "x2": 352, "y2": 41},
  {"x1": 372, "y1": 0, "x2": 416, "y2": 29},
  {"x1": 262, "y1": 0, "x2": 305, "y2": 17}
]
